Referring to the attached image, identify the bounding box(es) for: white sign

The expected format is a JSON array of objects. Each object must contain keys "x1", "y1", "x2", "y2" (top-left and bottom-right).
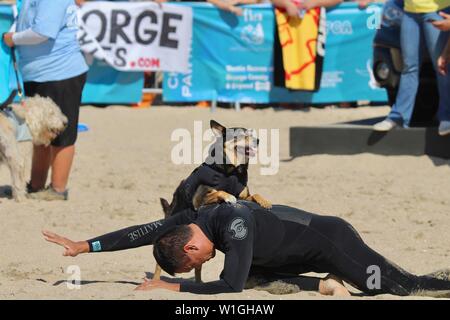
[{"x1": 77, "y1": 2, "x2": 192, "y2": 72}]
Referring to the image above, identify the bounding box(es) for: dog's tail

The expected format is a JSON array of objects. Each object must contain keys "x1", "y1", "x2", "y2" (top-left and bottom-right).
[
  {"x1": 0, "y1": 90, "x2": 17, "y2": 111},
  {"x1": 160, "y1": 198, "x2": 171, "y2": 218}
]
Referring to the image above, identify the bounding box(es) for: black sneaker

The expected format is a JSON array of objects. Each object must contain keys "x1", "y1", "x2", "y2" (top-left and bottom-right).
[{"x1": 26, "y1": 182, "x2": 43, "y2": 194}]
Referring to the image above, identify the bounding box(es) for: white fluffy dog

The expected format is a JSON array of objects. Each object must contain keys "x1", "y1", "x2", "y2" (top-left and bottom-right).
[{"x1": 0, "y1": 95, "x2": 67, "y2": 201}]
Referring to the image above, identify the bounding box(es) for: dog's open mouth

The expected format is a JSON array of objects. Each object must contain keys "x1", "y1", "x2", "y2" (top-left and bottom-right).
[{"x1": 236, "y1": 145, "x2": 257, "y2": 157}]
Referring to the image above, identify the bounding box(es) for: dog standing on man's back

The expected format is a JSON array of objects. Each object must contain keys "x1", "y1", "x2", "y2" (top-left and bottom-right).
[
  {"x1": 156, "y1": 120, "x2": 271, "y2": 281},
  {"x1": 0, "y1": 92, "x2": 67, "y2": 201}
]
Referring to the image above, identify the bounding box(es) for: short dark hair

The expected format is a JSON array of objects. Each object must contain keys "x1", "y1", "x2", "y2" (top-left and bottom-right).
[{"x1": 153, "y1": 225, "x2": 193, "y2": 276}]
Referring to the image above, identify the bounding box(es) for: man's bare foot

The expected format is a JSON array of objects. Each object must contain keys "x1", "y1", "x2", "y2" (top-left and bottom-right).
[{"x1": 319, "y1": 274, "x2": 351, "y2": 297}]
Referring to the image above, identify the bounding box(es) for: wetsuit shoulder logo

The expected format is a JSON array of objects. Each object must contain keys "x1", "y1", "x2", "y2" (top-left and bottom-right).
[{"x1": 229, "y1": 218, "x2": 248, "y2": 240}]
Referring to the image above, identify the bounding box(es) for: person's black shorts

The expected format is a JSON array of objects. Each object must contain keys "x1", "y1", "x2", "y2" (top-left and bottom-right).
[{"x1": 24, "y1": 72, "x2": 87, "y2": 147}]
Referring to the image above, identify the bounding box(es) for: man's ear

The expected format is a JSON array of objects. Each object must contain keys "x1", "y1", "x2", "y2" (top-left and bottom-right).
[
  {"x1": 183, "y1": 243, "x2": 198, "y2": 254},
  {"x1": 210, "y1": 120, "x2": 226, "y2": 137}
]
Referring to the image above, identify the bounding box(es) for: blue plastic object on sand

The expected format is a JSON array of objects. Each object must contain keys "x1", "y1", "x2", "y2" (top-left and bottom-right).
[{"x1": 77, "y1": 123, "x2": 89, "y2": 132}]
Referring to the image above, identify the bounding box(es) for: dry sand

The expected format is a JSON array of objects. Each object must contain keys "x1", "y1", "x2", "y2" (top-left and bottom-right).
[{"x1": 0, "y1": 104, "x2": 449, "y2": 300}]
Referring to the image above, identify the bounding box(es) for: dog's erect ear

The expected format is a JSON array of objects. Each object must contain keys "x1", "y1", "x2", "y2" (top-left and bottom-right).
[
  {"x1": 160, "y1": 198, "x2": 171, "y2": 216},
  {"x1": 210, "y1": 120, "x2": 226, "y2": 137}
]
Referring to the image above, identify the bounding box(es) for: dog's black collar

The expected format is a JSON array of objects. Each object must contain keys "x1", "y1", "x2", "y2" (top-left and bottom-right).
[
  {"x1": 209, "y1": 163, "x2": 233, "y2": 175},
  {"x1": 207, "y1": 162, "x2": 248, "y2": 176}
]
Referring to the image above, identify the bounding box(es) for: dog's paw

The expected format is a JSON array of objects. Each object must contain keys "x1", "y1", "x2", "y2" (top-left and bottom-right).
[
  {"x1": 12, "y1": 190, "x2": 27, "y2": 202},
  {"x1": 14, "y1": 195, "x2": 26, "y2": 202},
  {"x1": 222, "y1": 194, "x2": 237, "y2": 204},
  {"x1": 258, "y1": 200, "x2": 272, "y2": 209},
  {"x1": 252, "y1": 194, "x2": 272, "y2": 209}
]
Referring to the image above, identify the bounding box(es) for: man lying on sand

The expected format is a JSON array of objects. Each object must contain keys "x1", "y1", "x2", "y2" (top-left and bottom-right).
[
  {"x1": 43, "y1": 202, "x2": 348, "y2": 296},
  {"x1": 44, "y1": 201, "x2": 450, "y2": 297}
]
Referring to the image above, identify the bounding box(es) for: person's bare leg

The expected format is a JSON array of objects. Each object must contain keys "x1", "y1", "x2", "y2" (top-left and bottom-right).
[
  {"x1": 30, "y1": 145, "x2": 51, "y2": 190},
  {"x1": 50, "y1": 145, "x2": 75, "y2": 192}
]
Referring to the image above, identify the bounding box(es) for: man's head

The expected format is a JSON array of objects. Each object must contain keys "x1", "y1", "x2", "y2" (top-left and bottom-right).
[{"x1": 153, "y1": 224, "x2": 215, "y2": 275}]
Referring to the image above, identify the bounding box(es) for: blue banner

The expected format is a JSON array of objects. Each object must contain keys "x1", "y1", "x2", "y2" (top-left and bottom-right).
[
  {"x1": 163, "y1": 3, "x2": 388, "y2": 104},
  {"x1": 0, "y1": 4, "x2": 17, "y2": 103},
  {"x1": 81, "y1": 58, "x2": 144, "y2": 105},
  {"x1": 2, "y1": 2, "x2": 385, "y2": 105},
  {"x1": 0, "y1": 3, "x2": 143, "y2": 105}
]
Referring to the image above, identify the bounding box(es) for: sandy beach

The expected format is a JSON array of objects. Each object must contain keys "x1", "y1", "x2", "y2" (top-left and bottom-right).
[{"x1": 0, "y1": 104, "x2": 449, "y2": 300}]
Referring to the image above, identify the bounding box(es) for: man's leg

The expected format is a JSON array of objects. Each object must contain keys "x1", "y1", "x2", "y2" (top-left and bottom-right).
[
  {"x1": 246, "y1": 268, "x2": 350, "y2": 296},
  {"x1": 30, "y1": 145, "x2": 51, "y2": 191},
  {"x1": 387, "y1": 12, "x2": 421, "y2": 126},
  {"x1": 308, "y1": 216, "x2": 450, "y2": 296},
  {"x1": 422, "y1": 10, "x2": 450, "y2": 123},
  {"x1": 51, "y1": 145, "x2": 75, "y2": 192},
  {"x1": 47, "y1": 73, "x2": 86, "y2": 195}
]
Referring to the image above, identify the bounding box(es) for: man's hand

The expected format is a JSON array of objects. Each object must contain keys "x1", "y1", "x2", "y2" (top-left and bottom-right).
[
  {"x1": 438, "y1": 55, "x2": 449, "y2": 75},
  {"x1": 226, "y1": 1, "x2": 244, "y2": 16},
  {"x1": 285, "y1": 1, "x2": 301, "y2": 18},
  {"x1": 135, "y1": 278, "x2": 181, "y2": 292},
  {"x1": 356, "y1": 0, "x2": 372, "y2": 9},
  {"x1": 42, "y1": 230, "x2": 89, "y2": 257},
  {"x1": 432, "y1": 12, "x2": 450, "y2": 31},
  {"x1": 2, "y1": 32, "x2": 14, "y2": 47},
  {"x1": 438, "y1": 37, "x2": 450, "y2": 75}
]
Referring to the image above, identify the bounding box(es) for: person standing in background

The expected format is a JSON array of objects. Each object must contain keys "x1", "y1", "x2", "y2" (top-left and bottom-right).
[
  {"x1": 2, "y1": 0, "x2": 89, "y2": 200},
  {"x1": 373, "y1": 0, "x2": 450, "y2": 136},
  {"x1": 431, "y1": 11, "x2": 450, "y2": 75}
]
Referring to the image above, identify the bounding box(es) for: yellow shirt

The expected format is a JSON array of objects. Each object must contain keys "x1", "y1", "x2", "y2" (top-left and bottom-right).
[{"x1": 404, "y1": 0, "x2": 450, "y2": 13}]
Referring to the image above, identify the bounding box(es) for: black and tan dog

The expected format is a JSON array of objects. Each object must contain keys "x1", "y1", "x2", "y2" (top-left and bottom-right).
[{"x1": 154, "y1": 120, "x2": 271, "y2": 281}]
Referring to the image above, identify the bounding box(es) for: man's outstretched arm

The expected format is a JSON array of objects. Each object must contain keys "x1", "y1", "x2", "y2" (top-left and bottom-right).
[
  {"x1": 43, "y1": 209, "x2": 197, "y2": 256},
  {"x1": 43, "y1": 221, "x2": 165, "y2": 256},
  {"x1": 85, "y1": 220, "x2": 165, "y2": 253}
]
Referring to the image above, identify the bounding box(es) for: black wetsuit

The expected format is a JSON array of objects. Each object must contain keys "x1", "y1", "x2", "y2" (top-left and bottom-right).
[
  {"x1": 169, "y1": 163, "x2": 248, "y2": 213},
  {"x1": 87, "y1": 201, "x2": 450, "y2": 295}
]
